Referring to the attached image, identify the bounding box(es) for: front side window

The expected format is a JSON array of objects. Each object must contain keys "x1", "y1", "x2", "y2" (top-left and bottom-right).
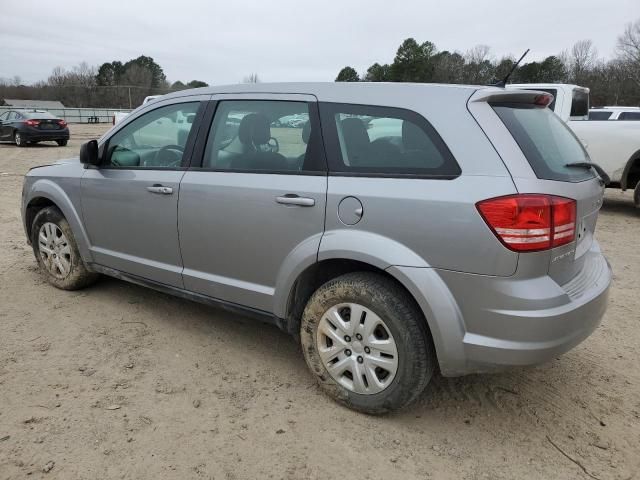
[
  {"x1": 203, "y1": 100, "x2": 322, "y2": 172},
  {"x1": 105, "y1": 102, "x2": 199, "y2": 168},
  {"x1": 320, "y1": 103, "x2": 460, "y2": 177}
]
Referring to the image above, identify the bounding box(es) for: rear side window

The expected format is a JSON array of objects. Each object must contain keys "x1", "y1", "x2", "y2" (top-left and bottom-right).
[
  {"x1": 618, "y1": 111, "x2": 640, "y2": 120},
  {"x1": 588, "y1": 111, "x2": 612, "y2": 120},
  {"x1": 320, "y1": 103, "x2": 460, "y2": 177},
  {"x1": 493, "y1": 104, "x2": 594, "y2": 182}
]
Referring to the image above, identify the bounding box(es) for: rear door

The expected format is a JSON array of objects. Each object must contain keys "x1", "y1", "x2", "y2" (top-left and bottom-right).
[
  {"x1": 178, "y1": 94, "x2": 327, "y2": 313},
  {"x1": 469, "y1": 90, "x2": 605, "y2": 284}
]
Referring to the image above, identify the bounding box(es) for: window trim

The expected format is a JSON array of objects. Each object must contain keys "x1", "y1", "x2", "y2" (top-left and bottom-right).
[
  {"x1": 99, "y1": 100, "x2": 206, "y2": 171},
  {"x1": 189, "y1": 99, "x2": 328, "y2": 176},
  {"x1": 319, "y1": 102, "x2": 461, "y2": 179}
]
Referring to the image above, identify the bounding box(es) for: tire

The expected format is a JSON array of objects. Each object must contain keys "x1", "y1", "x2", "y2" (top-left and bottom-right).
[
  {"x1": 300, "y1": 272, "x2": 435, "y2": 414},
  {"x1": 14, "y1": 131, "x2": 26, "y2": 147},
  {"x1": 634, "y1": 182, "x2": 640, "y2": 208},
  {"x1": 31, "y1": 207, "x2": 99, "y2": 290},
  {"x1": 56, "y1": 139, "x2": 68, "y2": 147}
]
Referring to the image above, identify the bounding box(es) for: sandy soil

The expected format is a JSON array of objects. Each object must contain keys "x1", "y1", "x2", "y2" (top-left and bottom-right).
[{"x1": 0, "y1": 124, "x2": 639, "y2": 479}]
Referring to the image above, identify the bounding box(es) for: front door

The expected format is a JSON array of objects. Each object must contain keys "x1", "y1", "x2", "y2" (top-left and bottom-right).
[
  {"x1": 80, "y1": 100, "x2": 204, "y2": 287},
  {"x1": 178, "y1": 95, "x2": 327, "y2": 312}
]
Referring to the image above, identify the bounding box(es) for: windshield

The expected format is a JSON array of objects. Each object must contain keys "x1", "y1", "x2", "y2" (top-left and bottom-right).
[{"x1": 492, "y1": 103, "x2": 595, "y2": 182}]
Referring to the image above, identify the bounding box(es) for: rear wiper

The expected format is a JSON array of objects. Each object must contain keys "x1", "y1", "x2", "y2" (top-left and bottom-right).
[{"x1": 564, "y1": 162, "x2": 610, "y2": 186}]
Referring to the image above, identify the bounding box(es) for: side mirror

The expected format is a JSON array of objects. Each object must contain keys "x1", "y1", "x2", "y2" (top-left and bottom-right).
[{"x1": 80, "y1": 140, "x2": 100, "y2": 166}]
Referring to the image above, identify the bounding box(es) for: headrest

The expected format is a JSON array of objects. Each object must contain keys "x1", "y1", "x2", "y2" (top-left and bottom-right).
[
  {"x1": 301, "y1": 120, "x2": 311, "y2": 144},
  {"x1": 341, "y1": 118, "x2": 370, "y2": 149},
  {"x1": 238, "y1": 113, "x2": 270, "y2": 146}
]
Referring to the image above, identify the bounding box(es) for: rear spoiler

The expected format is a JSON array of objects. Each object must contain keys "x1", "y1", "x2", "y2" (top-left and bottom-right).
[{"x1": 469, "y1": 88, "x2": 554, "y2": 107}]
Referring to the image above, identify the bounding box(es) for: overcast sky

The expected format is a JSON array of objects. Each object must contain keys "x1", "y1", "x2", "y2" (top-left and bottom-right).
[{"x1": 2, "y1": 0, "x2": 639, "y2": 86}]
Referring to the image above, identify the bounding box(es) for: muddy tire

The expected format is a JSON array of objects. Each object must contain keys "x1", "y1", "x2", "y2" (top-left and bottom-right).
[
  {"x1": 31, "y1": 207, "x2": 98, "y2": 290},
  {"x1": 300, "y1": 272, "x2": 435, "y2": 414},
  {"x1": 14, "y1": 131, "x2": 26, "y2": 147}
]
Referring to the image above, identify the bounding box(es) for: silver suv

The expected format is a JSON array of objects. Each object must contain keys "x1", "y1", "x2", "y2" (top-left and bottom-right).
[{"x1": 21, "y1": 83, "x2": 611, "y2": 414}]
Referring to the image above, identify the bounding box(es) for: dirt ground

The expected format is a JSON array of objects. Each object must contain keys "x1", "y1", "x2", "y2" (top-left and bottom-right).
[{"x1": 0, "y1": 124, "x2": 639, "y2": 480}]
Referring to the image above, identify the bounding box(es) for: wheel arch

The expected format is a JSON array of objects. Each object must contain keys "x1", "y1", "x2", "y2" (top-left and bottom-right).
[
  {"x1": 23, "y1": 180, "x2": 93, "y2": 262},
  {"x1": 278, "y1": 256, "x2": 460, "y2": 374},
  {"x1": 620, "y1": 149, "x2": 640, "y2": 191}
]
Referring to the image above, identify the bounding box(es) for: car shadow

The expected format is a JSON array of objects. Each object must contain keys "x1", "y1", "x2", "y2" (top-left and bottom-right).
[
  {"x1": 601, "y1": 194, "x2": 638, "y2": 216},
  {"x1": 85, "y1": 275, "x2": 605, "y2": 429}
]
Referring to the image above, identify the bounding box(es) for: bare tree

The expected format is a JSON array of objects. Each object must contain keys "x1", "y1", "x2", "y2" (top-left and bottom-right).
[
  {"x1": 569, "y1": 40, "x2": 598, "y2": 84},
  {"x1": 617, "y1": 20, "x2": 640, "y2": 87},
  {"x1": 242, "y1": 73, "x2": 260, "y2": 83}
]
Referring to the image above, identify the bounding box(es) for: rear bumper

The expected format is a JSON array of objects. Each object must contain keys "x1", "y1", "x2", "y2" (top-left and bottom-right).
[
  {"x1": 20, "y1": 126, "x2": 69, "y2": 141},
  {"x1": 391, "y1": 242, "x2": 611, "y2": 376}
]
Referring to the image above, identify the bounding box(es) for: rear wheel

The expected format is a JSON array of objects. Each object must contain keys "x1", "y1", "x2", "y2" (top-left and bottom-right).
[
  {"x1": 634, "y1": 182, "x2": 640, "y2": 208},
  {"x1": 56, "y1": 139, "x2": 68, "y2": 147},
  {"x1": 31, "y1": 207, "x2": 98, "y2": 290},
  {"x1": 14, "y1": 131, "x2": 26, "y2": 147},
  {"x1": 300, "y1": 272, "x2": 435, "y2": 414}
]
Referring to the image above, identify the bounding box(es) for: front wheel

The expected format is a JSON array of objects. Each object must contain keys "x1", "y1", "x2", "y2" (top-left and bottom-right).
[
  {"x1": 31, "y1": 207, "x2": 99, "y2": 290},
  {"x1": 300, "y1": 272, "x2": 435, "y2": 414},
  {"x1": 56, "y1": 139, "x2": 68, "y2": 146},
  {"x1": 14, "y1": 131, "x2": 26, "y2": 147}
]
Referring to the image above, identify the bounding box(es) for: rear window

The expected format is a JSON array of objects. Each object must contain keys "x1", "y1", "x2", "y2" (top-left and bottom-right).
[
  {"x1": 492, "y1": 103, "x2": 595, "y2": 182},
  {"x1": 570, "y1": 89, "x2": 589, "y2": 117},
  {"x1": 319, "y1": 103, "x2": 460, "y2": 178},
  {"x1": 588, "y1": 111, "x2": 612, "y2": 120},
  {"x1": 618, "y1": 111, "x2": 640, "y2": 120},
  {"x1": 24, "y1": 111, "x2": 55, "y2": 119}
]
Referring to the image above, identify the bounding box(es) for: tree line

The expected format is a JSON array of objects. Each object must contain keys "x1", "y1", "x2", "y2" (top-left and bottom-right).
[
  {"x1": 0, "y1": 56, "x2": 210, "y2": 109},
  {"x1": 336, "y1": 19, "x2": 640, "y2": 107}
]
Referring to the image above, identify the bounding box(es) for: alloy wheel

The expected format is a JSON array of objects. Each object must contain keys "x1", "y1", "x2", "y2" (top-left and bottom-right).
[{"x1": 38, "y1": 222, "x2": 72, "y2": 279}]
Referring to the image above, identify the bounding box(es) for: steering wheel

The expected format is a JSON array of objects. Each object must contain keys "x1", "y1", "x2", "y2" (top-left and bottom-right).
[{"x1": 149, "y1": 144, "x2": 184, "y2": 168}]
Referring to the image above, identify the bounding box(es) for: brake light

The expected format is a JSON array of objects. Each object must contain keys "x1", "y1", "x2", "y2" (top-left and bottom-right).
[
  {"x1": 477, "y1": 194, "x2": 576, "y2": 252},
  {"x1": 534, "y1": 94, "x2": 553, "y2": 107},
  {"x1": 57, "y1": 119, "x2": 67, "y2": 127},
  {"x1": 25, "y1": 119, "x2": 40, "y2": 127}
]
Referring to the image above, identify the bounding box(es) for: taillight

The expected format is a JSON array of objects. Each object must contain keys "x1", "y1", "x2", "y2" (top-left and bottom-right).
[
  {"x1": 57, "y1": 119, "x2": 67, "y2": 127},
  {"x1": 25, "y1": 119, "x2": 40, "y2": 127},
  {"x1": 477, "y1": 194, "x2": 576, "y2": 252}
]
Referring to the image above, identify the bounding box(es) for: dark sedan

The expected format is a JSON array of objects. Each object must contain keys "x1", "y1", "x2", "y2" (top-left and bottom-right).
[{"x1": 0, "y1": 109, "x2": 70, "y2": 147}]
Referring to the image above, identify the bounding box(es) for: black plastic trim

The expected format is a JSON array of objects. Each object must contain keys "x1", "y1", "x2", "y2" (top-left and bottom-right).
[{"x1": 89, "y1": 263, "x2": 281, "y2": 327}]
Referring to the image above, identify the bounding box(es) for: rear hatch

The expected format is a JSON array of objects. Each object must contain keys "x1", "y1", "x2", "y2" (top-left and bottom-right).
[{"x1": 470, "y1": 89, "x2": 605, "y2": 285}]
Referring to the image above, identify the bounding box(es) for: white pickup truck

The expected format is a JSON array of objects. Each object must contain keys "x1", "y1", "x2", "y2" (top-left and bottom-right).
[
  {"x1": 508, "y1": 83, "x2": 640, "y2": 207},
  {"x1": 112, "y1": 95, "x2": 161, "y2": 125}
]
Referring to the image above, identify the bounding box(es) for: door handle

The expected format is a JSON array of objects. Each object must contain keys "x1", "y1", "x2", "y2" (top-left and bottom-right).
[
  {"x1": 146, "y1": 184, "x2": 173, "y2": 195},
  {"x1": 275, "y1": 194, "x2": 315, "y2": 207}
]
